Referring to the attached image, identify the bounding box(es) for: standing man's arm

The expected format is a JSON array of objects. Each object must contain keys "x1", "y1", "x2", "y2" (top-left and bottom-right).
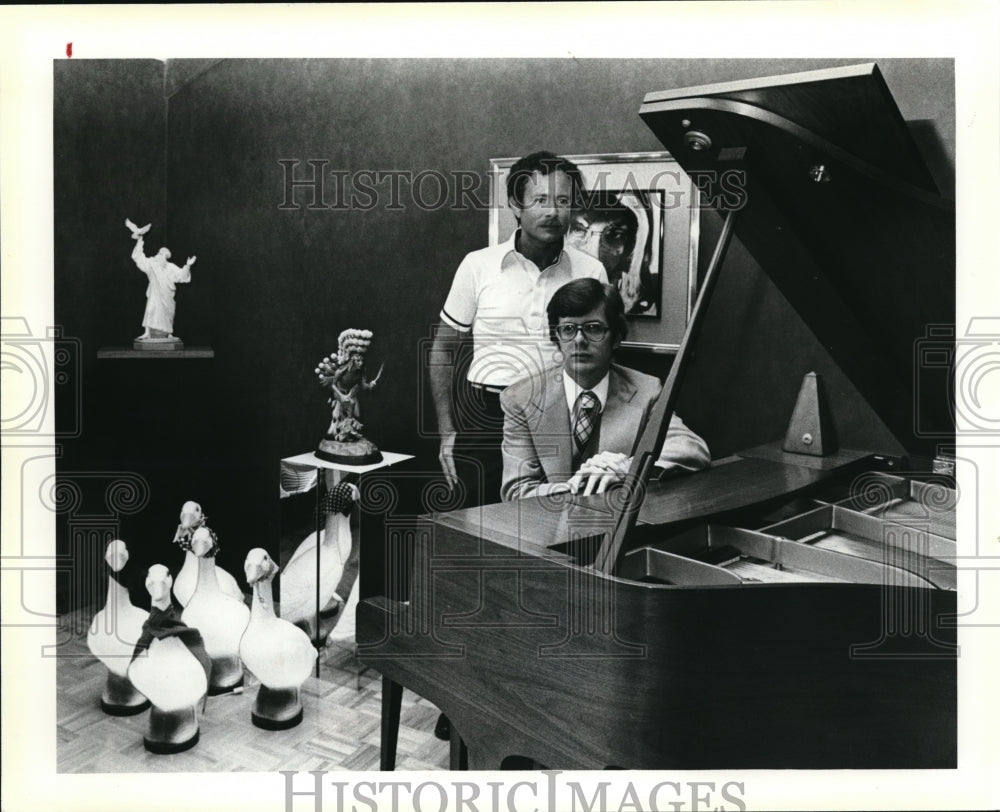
[
  {"x1": 428, "y1": 322, "x2": 465, "y2": 489},
  {"x1": 431, "y1": 250, "x2": 479, "y2": 490}
]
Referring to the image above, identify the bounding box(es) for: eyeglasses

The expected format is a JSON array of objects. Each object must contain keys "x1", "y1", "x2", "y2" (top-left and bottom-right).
[
  {"x1": 568, "y1": 222, "x2": 631, "y2": 246},
  {"x1": 553, "y1": 321, "x2": 610, "y2": 342}
]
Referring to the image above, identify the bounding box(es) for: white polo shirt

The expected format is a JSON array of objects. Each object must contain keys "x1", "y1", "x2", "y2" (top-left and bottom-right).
[{"x1": 440, "y1": 232, "x2": 607, "y2": 388}]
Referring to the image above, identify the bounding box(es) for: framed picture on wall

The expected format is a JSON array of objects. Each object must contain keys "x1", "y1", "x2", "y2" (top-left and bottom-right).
[{"x1": 489, "y1": 151, "x2": 700, "y2": 353}]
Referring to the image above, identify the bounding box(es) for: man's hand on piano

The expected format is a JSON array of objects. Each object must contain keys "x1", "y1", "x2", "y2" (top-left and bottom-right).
[{"x1": 568, "y1": 452, "x2": 632, "y2": 496}]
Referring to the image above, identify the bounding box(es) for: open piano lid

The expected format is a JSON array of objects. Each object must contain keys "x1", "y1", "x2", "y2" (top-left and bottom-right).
[
  {"x1": 592, "y1": 63, "x2": 955, "y2": 574},
  {"x1": 639, "y1": 63, "x2": 955, "y2": 458}
]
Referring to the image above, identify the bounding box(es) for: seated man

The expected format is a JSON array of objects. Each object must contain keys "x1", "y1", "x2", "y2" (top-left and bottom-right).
[{"x1": 500, "y1": 278, "x2": 709, "y2": 500}]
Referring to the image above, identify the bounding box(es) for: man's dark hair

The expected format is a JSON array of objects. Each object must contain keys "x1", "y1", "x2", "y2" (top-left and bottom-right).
[
  {"x1": 506, "y1": 151, "x2": 585, "y2": 209},
  {"x1": 546, "y1": 278, "x2": 628, "y2": 346}
]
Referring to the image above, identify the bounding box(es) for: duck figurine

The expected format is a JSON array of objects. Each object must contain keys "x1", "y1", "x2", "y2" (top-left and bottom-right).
[
  {"x1": 180, "y1": 525, "x2": 251, "y2": 694},
  {"x1": 87, "y1": 539, "x2": 150, "y2": 715},
  {"x1": 279, "y1": 481, "x2": 359, "y2": 644},
  {"x1": 240, "y1": 548, "x2": 317, "y2": 729},
  {"x1": 171, "y1": 501, "x2": 244, "y2": 606},
  {"x1": 128, "y1": 565, "x2": 211, "y2": 754}
]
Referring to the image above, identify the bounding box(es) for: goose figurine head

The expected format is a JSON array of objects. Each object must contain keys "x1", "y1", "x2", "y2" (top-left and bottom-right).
[
  {"x1": 323, "y1": 482, "x2": 360, "y2": 515},
  {"x1": 105, "y1": 538, "x2": 129, "y2": 573},
  {"x1": 173, "y1": 501, "x2": 206, "y2": 548},
  {"x1": 244, "y1": 548, "x2": 279, "y2": 587},
  {"x1": 179, "y1": 501, "x2": 204, "y2": 531},
  {"x1": 145, "y1": 564, "x2": 174, "y2": 610},
  {"x1": 190, "y1": 525, "x2": 218, "y2": 558}
]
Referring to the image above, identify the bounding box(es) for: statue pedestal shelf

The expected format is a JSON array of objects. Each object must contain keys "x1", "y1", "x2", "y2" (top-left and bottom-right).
[{"x1": 97, "y1": 346, "x2": 214, "y2": 359}]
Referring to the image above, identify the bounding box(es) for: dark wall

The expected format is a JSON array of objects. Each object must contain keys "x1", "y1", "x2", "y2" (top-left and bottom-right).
[
  {"x1": 55, "y1": 60, "x2": 167, "y2": 349},
  {"x1": 54, "y1": 60, "x2": 175, "y2": 604},
  {"x1": 54, "y1": 58, "x2": 954, "y2": 603}
]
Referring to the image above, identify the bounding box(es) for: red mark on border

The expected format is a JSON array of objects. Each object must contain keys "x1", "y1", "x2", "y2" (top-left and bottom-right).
[{"x1": 66, "y1": 43, "x2": 73, "y2": 58}]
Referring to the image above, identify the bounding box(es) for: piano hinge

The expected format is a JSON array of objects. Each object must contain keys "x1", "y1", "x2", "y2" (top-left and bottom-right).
[{"x1": 932, "y1": 456, "x2": 956, "y2": 477}]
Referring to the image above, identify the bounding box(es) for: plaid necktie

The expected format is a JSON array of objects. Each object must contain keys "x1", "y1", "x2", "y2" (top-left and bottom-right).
[{"x1": 572, "y1": 390, "x2": 599, "y2": 453}]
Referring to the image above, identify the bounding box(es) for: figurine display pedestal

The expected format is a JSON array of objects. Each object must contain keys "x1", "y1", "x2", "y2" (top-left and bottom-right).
[
  {"x1": 143, "y1": 706, "x2": 200, "y2": 754},
  {"x1": 315, "y1": 440, "x2": 382, "y2": 466},
  {"x1": 251, "y1": 685, "x2": 304, "y2": 730},
  {"x1": 100, "y1": 672, "x2": 150, "y2": 716},
  {"x1": 280, "y1": 451, "x2": 412, "y2": 677},
  {"x1": 206, "y1": 655, "x2": 245, "y2": 696}
]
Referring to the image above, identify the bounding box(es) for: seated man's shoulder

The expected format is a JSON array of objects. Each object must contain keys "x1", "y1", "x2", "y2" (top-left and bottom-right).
[
  {"x1": 501, "y1": 363, "x2": 562, "y2": 407},
  {"x1": 611, "y1": 363, "x2": 660, "y2": 395}
]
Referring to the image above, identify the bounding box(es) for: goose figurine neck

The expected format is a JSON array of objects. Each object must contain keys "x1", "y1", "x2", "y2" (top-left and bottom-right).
[
  {"x1": 128, "y1": 565, "x2": 210, "y2": 754},
  {"x1": 279, "y1": 481, "x2": 360, "y2": 645},
  {"x1": 171, "y1": 500, "x2": 244, "y2": 606},
  {"x1": 87, "y1": 540, "x2": 150, "y2": 715},
  {"x1": 180, "y1": 526, "x2": 250, "y2": 694},
  {"x1": 240, "y1": 548, "x2": 316, "y2": 729}
]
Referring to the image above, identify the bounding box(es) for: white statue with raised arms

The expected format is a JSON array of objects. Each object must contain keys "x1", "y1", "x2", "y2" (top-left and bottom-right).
[{"x1": 126, "y1": 218, "x2": 195, "y2": 348}]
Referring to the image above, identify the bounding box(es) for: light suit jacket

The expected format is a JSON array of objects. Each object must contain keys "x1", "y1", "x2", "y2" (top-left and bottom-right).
[{"x1": 500, "y1": 363, "x2": 710, "y2": 501}]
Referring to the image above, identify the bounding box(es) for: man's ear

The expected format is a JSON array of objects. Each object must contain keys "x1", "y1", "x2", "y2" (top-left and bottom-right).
[{"x1": 508, "y1": 196, "x2": 522, "y2": 224}]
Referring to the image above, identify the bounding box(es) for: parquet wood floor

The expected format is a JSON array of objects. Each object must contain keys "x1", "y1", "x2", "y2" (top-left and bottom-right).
[{"x1": 57, "y1": 610, "x2": 450, "y2": 772}]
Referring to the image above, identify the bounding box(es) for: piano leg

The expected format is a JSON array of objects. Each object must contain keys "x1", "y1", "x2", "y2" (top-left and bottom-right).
[
  {"x1": 449, "y1": 727, "x2": 468, "y2": 770},
  {"x1": 380, "y1": 675, "x2": 402, "y2": 770}
]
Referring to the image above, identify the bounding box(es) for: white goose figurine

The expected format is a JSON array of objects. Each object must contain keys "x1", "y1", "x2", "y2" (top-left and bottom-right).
[
  {"x1": 180, "y1": 526, "x2": 250, "y2": 694},
  {"x1": 171, "y1": 500, "x2": 244, "y2": 606},
  {"x1": 240, "y1": 548, "x2": 317, "y2": 729},
  {"x1": 279, "y1": 481, "x2": 360, "y2": 644},
  {"x1": 128, "y1": 565, "x2": 209, "y2": 754},
  {"x1": 87, "y1": 539, "x2": 150, "y2": 715}
]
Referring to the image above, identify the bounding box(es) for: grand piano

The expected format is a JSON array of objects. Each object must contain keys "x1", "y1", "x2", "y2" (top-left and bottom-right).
[{"x1": 358, "y1": 64, "x2": 957, "y2": 769}]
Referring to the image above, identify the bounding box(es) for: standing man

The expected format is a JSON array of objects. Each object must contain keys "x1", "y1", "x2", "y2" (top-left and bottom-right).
[{"x1": 430, "y1": 151, "x2": 607, "y2": 507}]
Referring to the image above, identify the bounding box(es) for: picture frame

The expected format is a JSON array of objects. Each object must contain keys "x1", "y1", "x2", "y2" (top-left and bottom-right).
[{"x1": 489, "y1": 151, "x2": 700, "y2": 353}]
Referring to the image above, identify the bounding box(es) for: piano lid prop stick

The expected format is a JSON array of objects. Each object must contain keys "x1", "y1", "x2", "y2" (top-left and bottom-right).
[{"x1": 593, "y1": 209, "x2": 738, "y2": 575}]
